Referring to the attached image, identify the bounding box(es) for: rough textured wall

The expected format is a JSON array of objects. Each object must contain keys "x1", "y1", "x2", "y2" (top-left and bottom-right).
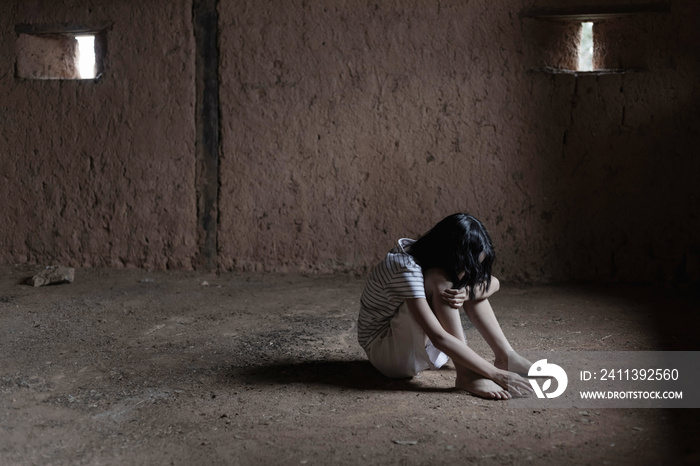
[
  {"x1": 0, "y1": 0, "x2": 197, "y2": 269},
  {"x1": 16, "y1": 33, "x2": 80, "y2": 79},
  {"x1": 219, "y1": 0, "x2": 532, "y2": 274},
  {"x1": 218, "y1": 0, "x2": 700, "y2": 282},
  {"x1": 523, "y1": 20, "x2": 581, "y2": 72},
  {"x1": 522, "y1": 2, "x2": 700, "y2": 282},
  {"x1": 1, "y1": 1, "x2": 697, "y2": 283}
]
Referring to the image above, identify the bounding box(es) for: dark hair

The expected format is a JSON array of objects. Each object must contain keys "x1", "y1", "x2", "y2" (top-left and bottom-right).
[{"x1": 407, "y1": 213, "x2": 495, "y2": 300}]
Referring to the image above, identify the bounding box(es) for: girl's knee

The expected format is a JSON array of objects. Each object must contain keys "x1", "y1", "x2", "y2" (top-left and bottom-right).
[
  {"x1": 423, "y1": 268, "x2": 453, "y2": 296},
  {"x1": 422, "y1": 268, "x2": 461, "y2": 315},
  {"x1": 489, "y1": 276, "x2": 500, "y2": 294},
  {"x1": 472, "y1": 275, "x2": 499, "y2": 300}
]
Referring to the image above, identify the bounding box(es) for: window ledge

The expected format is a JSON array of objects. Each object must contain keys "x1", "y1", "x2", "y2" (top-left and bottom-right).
[
  {"x1": 530, "y1": 67, "x2": 643, "y2": 76},
  {"x1": 521, "y1": 3, "x2": 670, "y2": 21}
]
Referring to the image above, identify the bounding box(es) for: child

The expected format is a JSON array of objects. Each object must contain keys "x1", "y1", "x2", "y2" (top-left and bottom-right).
[{"x1": 358, "y1": 213, "x2": 533, "y2": 399}]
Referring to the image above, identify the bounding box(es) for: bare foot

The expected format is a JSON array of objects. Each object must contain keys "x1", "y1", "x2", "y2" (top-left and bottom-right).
[
  {"x1": 494, "y1": 352, "x2": 532, "y2": 376},
  {"x1": 455, "y1": 370, "x2": 511, "y2": 400}
]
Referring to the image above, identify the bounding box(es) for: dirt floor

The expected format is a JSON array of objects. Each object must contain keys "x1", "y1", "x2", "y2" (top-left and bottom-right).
[{"x1": 1, "y1": 264, "x2": 699, "y2": 465}]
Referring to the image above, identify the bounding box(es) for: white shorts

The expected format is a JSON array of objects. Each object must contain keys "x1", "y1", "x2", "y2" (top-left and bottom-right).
[{"x1": 365, "y1": 302, "x2": 449, "y2": 378}]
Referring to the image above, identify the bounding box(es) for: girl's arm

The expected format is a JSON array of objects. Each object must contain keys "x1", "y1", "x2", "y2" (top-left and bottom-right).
[
  {"x1": 441, "y1": 277, "x2": 500, "y2": 308},
  {"x1": 405, "y1": 296, "x2": 530, "y2": 394}
]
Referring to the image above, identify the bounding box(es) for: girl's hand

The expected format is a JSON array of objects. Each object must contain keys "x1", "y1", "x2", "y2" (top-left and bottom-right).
[
  {"x1": 493, "y1": 370, "x2": 534, "y2": 397},
  {"x1": 441, "y1": 287, "x2": 467, "y2": 309}
]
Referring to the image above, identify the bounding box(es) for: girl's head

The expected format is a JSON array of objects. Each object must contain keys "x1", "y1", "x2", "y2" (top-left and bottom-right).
[{"x1": 408, "y1": 213, "x2": 495, "y2": 299}]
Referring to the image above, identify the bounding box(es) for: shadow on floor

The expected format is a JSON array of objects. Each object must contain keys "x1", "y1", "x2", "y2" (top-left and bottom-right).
[{"x1": 229, "y1": 359, "x2": 455, "y2": 393}]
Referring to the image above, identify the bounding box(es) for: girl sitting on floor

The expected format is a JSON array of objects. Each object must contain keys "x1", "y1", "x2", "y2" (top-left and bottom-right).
[{"x1": 358, "y1": 213, "x2": 533, "y2": 399}]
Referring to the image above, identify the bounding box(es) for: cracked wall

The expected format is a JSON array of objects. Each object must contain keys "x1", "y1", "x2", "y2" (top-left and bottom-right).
[{"x1": 521, "y1": 3, "x2": 700, "y2": 282}]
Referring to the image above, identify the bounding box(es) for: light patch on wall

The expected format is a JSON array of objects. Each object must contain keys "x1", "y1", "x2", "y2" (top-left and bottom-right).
[
  {"x1": 577, "y1": 22, "x2": 594, "y2": 71},
  {"x1": 16, "y1": 31, "x2": 103, "y2": 80}
]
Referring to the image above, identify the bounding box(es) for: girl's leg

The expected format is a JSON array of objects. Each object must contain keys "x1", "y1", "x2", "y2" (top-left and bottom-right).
[
  {"x1": 366, "y1": 303, "x2": 435, "y2": 378},
  {"x1": 462, "y1": 291, "x2": 532, "y2": 374},
  {"x1": 423, "y1": 269, "x2": 511, "y2": 399}
]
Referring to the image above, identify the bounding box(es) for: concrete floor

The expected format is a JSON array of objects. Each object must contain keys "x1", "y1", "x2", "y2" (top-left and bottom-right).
[{"x1": 1, "y1": 265, "x2": 698, "y2": 465}]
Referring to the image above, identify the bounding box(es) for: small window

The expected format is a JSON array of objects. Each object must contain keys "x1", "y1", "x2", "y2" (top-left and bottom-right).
[
  {"x1": 16, "y1": 29, "x2": 104, "y2": 80},
  {"x1": 577, "y1": 22, "x2": 594, "y2": 71},
  {"x1": 75, "y1": 35, "x2": 97, "y2": 79},
  {"x1": 522, "y1": 4, "x2": 669, "y2": 74}
]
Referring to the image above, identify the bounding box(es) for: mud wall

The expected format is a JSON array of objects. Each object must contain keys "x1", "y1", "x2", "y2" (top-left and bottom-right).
[
  {"x1": 0, "y1": 0, "x2": 197, "y2": 269},
  {"x1": 1, "y1": 0, "x2": 698, "y2": 283},
  {"x1": 218, "y1": 0, "x2": 700, "y2": 282},
  {"x1": 525, "y1": 6, "x2": 700, "y2": 283}
]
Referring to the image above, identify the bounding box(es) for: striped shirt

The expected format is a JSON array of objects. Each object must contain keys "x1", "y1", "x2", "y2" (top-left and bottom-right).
[{"x1": 357, "y1": 238, "x2": 426, "y2": 350}]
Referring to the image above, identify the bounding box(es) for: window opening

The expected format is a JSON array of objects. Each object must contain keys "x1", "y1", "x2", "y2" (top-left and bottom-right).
[
  {"x1": 577, "y1": 22, "x2": 594, "y2": 71},
  {"x1": 16, "y1": 29, "x2": 103, "y2": 80},
  {"x1": 75, "y1": 35, "x2": 96, "y2": 79}
]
